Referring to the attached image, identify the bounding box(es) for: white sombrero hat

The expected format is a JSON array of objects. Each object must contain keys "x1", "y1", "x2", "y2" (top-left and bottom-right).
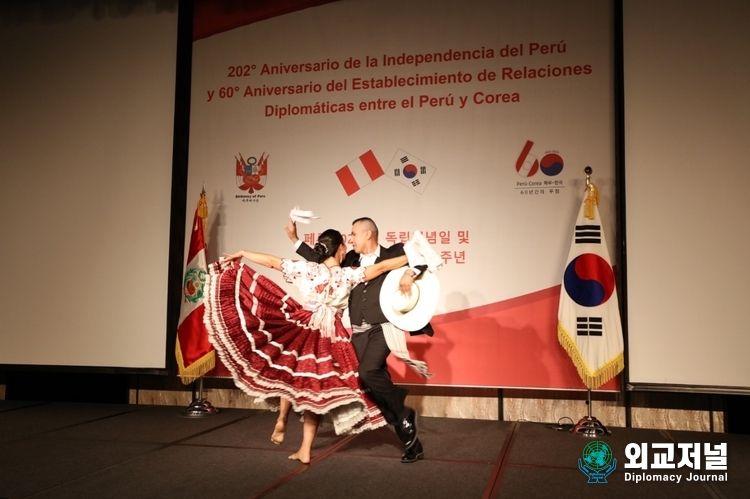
[{"x1": 380, "y1": 267, "x2": 440, "y2": 331}]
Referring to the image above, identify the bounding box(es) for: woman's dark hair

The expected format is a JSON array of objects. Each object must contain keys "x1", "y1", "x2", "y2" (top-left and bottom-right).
[{"x1": 313, "y1": 229, "x2": 344, "y2": 259}]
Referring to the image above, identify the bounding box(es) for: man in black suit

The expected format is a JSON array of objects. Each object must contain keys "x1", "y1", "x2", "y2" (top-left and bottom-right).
[{"x1": 287, "y1": 217, "x2": 430, "y2": 463}]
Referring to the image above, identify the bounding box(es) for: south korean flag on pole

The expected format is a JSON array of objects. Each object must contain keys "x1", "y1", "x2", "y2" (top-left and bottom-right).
[
  {"x1": 386, "y1": 149, "x2": 436, "y2": 194},
  {"x1": 557, "y1": 181, "x2": 624, "y2": 389}
]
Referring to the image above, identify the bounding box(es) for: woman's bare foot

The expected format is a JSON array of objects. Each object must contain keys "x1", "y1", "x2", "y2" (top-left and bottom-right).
[
  {"x1": 271, "y1": 420, "x2": 286, "y2": 445},
  {"x1": 288, "y1": 449, "x2": 311, "y2": 464}
]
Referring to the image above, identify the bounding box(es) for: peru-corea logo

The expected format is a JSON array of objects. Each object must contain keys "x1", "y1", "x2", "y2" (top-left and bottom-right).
[{"x1": 515, "y1": 140, "x2": 564, "y2": 177}]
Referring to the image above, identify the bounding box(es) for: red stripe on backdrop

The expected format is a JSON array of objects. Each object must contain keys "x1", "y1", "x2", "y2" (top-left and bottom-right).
[
  {"x1": 207, "y1": 284, "x2": 619, "y2": 390},
  {"x1": 388, "y1": 285, "x2": 619, "y2": 390},
  {"x1": 194, "y1": 0, "x2": 338, "y2": 41},
  {"x1": 335, "y1": 165, "x2": 359, "y2": 196},
  {"x1": 359, "y1": 150, "x2": 384, "y2": 180}
]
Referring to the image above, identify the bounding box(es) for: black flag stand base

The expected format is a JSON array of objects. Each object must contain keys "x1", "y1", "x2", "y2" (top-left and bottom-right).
[
  {"x1": 181, "y1": 377, "x2": 219, "y2": 417},
  {"x1": 571, "y1": 389, "x2": 611, "y2": 437}
]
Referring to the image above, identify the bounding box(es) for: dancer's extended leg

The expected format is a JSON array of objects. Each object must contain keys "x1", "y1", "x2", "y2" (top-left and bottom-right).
[
  {"x1": 272, "y1": 398, "x2": 292, "y2": 445},
  {"x1": 288, "y1": 411, "x2": 320, "y2": 464}
]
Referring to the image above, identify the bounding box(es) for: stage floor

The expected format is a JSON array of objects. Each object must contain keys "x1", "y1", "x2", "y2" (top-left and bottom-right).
[{"x1": 0, "y1": 400, "x2": 747, "y2": 499}]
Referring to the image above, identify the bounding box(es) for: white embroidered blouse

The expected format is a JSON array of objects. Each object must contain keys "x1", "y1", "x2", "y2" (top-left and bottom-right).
[{"x1": 280, "y1": 259, "x2": 366, "y2": 338}]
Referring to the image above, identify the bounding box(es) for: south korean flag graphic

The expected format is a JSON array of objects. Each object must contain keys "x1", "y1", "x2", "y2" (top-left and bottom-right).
[
  {"x1": 386, "y1": 149, "x2": 436, "y2": 194},
  {"x1": 557, "y1": 186, "x2": 624, "y2": 389}
]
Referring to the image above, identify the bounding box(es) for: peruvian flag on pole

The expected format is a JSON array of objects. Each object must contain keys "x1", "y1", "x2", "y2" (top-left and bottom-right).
[{"x1": 176, "y1": 190, "x2": 215, "y2": 384}]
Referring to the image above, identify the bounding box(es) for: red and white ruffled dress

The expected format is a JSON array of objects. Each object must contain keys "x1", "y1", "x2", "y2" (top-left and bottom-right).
[{"x1": 203, "y1": 259, "x2": 386, "y2": 435}]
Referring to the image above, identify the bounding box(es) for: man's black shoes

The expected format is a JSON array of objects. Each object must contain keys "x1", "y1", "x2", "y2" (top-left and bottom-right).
[
  {"x1": 401, "y1": 439, "x2": 424, "y2": 463},
  {"x1": 396, "y1": 408, "x2": 419, "y2": 449},
  {"x1": 396, "y1": 410, "x2": 424, "y2": 463}
]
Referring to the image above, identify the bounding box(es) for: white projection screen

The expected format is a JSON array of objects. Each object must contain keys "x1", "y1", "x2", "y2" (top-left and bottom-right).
[
  {"x1": 623, "y1": 0, "x2": 750, "y2": 391},
  {"x1": 0, "y1": 2, "x2": 178, "y2": 369}
]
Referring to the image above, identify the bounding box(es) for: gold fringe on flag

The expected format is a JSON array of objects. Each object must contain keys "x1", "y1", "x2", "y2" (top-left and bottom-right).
[
  {"x1": 584, "y1": 182, "x2": 599, "y2": 220},
  {"x1": 557, "y1": 321, "x2": 623, "y2": 390},
  {"x1": 175, "y1": 343, "x2": 215, "y2": 385}
]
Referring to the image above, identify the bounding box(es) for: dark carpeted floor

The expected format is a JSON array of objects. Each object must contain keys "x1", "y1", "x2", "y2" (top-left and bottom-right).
[{"x1": 0, "y1": 401, "x2": 746, "y2": 499}]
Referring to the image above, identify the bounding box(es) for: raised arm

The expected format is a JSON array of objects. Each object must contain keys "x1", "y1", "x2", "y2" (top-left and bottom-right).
[
  {"x1": 223, "y1": 250, "x2": 283, "y2": 271},
  {"x1": 362, "y1": 255, "x2": 408, "y2": 282},
  {"x1": 284, "y1": 218, "x2": 299, "y2": 244},
  {"x1": 285, "y1": 217, "x2": 327, "y2": 263}
]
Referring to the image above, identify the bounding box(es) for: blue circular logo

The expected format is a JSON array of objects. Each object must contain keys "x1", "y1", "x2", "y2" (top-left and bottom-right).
[
  {"x1": 540, "y1": 153, "x2": 564, "y2": 176},
  {"x1": 582, "y1": 441, "x2": 613, "y2": 471}
]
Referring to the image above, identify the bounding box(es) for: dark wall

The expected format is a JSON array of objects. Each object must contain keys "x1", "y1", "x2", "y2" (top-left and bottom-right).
[{"x1": 5, "y1": 371, "x2": 129, "y2": 404}]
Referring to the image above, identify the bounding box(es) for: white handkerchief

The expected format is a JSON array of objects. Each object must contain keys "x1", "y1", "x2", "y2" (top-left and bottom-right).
[
  {"x1": 409, "y1": 230, "x2": 444, "y2": 272},
  {"x1": 403, "y1": 240, "x2": 427, "y2": 267},
  {"x1": 289, "y1": 206, "x2": 320, "y2": 224}
]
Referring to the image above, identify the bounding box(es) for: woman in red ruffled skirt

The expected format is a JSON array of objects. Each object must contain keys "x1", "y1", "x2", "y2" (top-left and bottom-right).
[{"x1": 203, "y1": 228, "x2": 407, "y2": 463}]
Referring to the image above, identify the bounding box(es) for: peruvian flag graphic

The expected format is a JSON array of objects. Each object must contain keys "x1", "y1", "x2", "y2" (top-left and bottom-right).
[{"x1": 335, "y1": 150, "x2": 385, "y2": 196}]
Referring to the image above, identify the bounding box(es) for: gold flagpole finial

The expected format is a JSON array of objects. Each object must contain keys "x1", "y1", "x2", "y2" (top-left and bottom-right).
[
  {"x1": 583, "y1": 166, "x2": 598, "y2": 220},
  {"x1": 197, "y1": 185, "x2": 208, "y2": 232}
]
